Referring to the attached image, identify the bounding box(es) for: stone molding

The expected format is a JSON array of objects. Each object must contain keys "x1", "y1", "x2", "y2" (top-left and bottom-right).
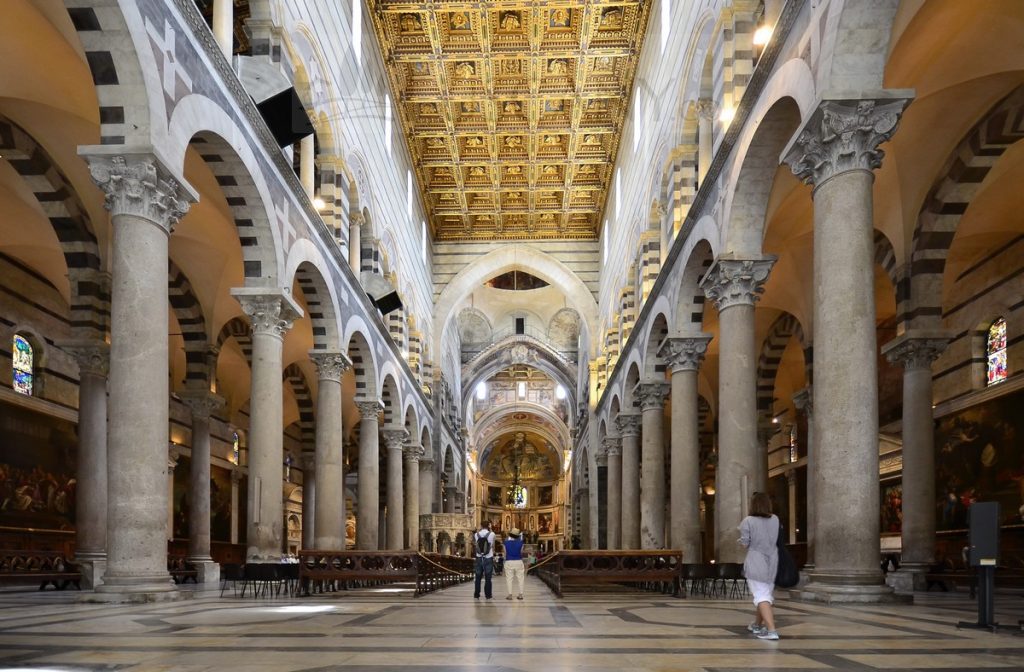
[
  {"x1": 418, "y1": 455, "x2": 435, "y2": 470},
  {"x1": 349, "y1": 211, "x2": 366, "y2": 227},
  {"x1": 231, "y1": 469, "x2": 244, "y2": 483},
  {"x1": 168, "y1": 447, "x2": 180, "y2": 473},
  {"x1": 309, "y1": 350, "x2": 353, "y2": 382},
  {"x1": 700, "y1": 256, "x2": 775, "y2": 311},
  {"x1": 382, "y1": 429, "x2": 410, "y2": 450},
  {"x1": 356, "y1": 399, "x2": 384, "y2": 420},
  {"x1": 792, "y1": 386, "x2": 813, "y2": 419},
  {"x1": 602, "y1": 435, "x2": 622, "y2": 458},
  {"x1": 178, "y1": 390, "x2": 225, "y2": 419},
  {"x1": 783, "y1": 93, "x2": 913, "y2": 187},
  {"x1": 61, "y1": 339, "x2": 110, "y2": 378},
  {"x1": 881, "y1": 331, "x2": 952, "y2": 371},
  {"x1": 634, "y1": 381, "x2": 670, "y2": 411},
  {"x1": 658, "y1": 334, "x2": 712, "y2": 372},
  {"x1": 614, "y1": 412, "x2": 643, "y2": 437},
  {"x1": 83, "y1": 154, "x2": 193, "y2": 232},
  {"x1": 231, "y1": 288, "x2": 303, "y2": 339}
]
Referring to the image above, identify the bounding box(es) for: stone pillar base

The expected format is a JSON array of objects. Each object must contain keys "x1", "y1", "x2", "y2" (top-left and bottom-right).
[
  {"x1": 191, "y1": 560, "x2": 221, "y2": 584},
  {"x1": 84, "y1": 573, "x2": 184, "y2": 603},
  {"x1": 76, "y1": 558, "x2": 106, "y2": 590},
  {"x1": 885, "y1": 565, "x2": 929, "y2": 593},
  {"x1": 791, "y1": 581, "x2": 909, "y2": 604}
]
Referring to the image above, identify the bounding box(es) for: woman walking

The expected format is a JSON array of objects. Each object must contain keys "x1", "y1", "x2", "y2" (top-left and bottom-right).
[{"x1": 740, "y1": 492, "x2": 780, "y2": 640}]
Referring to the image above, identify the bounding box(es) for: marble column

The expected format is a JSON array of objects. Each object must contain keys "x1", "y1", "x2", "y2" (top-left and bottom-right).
[
  {"x1": 167, "y1": 450, "x2": 179, "y2": 541},
  {"x1": 213, "y1": 0, "x2": 233, "y2": 57},
  {"x1": 300, "y1": 455, "x2": 315, "y2": 549},
  {"x1": 63, "y1": 340, "x2": 109, "y2": 588},
  {"x1": 404, "y1": 443, "x2": 423, "y2": 549},
  {"x1": 179, "y1": 390, "x2": 224, "y2": 583},
  {"x1": 602, "y1": 436, "x2": 622, "y2": 549},
  {"x1": 382, "y1": 430, "x2": 408, "y2": 550},
  {"x1": 310, "y1": 351, "x2": 351, "y2": 550},
  {"x1": 419, "y1": 456, "x2": 434, "y2": 517},
  {"x1": 792, "y1": 387, "x2": 815, "y2": 570},
  {"x1": 230, "y1": 469, "x2": 241, "y2": 544},
  {"x1": 787, "y1": 470, "x2": 798, "y2": 544},
  {"x1": 636, "y1": 381, "x2": 670, "y2": 549},
  {"x1": 349, "y1": 212, "x2": 363, "y2": 275},
  {"x1": 232, "y1": 289, "x2": 302, "y2": 563},
  {"x1": 299, "y1": 134, "x2": 315, "y2": 199},
  {"x1": 783, "y1": 92, "x2": 911, "y2": 601},
  {"x1": 443, "y1": 478, "x2": 456, "y2": 513},
  {"x1": 355, "y1": 400, "x2": 383, "y2": 550},
  {"x1": 83, "y1": 153, "x2": 193, "y2": 600},
  {"x1": 696, "y1": 99, "x2": 714, "y2": 186},
  {"x1": 659, "y1": 335, "x2": 711, "y2": 560},
  {"x1": 615, "y1": 413, "x2": 643, "y2": 549},
  {"x1": 700, "y1": 256, "x2": 774, "y2": 563},
  {"x1": 883, "y1": 332, "x2": 950, "y2": 591}
]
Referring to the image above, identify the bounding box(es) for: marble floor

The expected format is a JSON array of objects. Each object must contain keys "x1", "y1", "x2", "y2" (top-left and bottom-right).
[{"x1": 0, "y1": 577, "x2": 1022, "y2": 671}]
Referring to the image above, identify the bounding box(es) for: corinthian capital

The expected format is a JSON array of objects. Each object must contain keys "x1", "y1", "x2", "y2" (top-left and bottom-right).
[
  {"x1": 615, "y1": 412, "x2": 642, "y2": 437},
  {"x1": 658, "y1": 334, "x2": 712, "y2": 372},
  {"x1": 882, "y1": 330, "x2": 952, "y2": 371},
  {"x1": 382, "y1": 429, "x2": 409, "y2": 451},
  {"x1": 230, "y1": 288, "x2": 303, "y2": 339},
  {"x1": 178, "y1": 389, "x2": 225, "y2": 419},
  {"x1": 783, "y1": 93, "x2": 913, "y2": 187},
  {"x1": 634, "y1": 381, "x2": 670, "y2": 411},
  {"x1": 403, "y1": 443, "x2": 424, "y2": 462},
  {"x1": 694, "y1": 98, "x2": 715, "y2": 121},
  {"x1": 82, "y1": 153, "x2": 195, "y2": 232},
  {"x1": 700, "y1": 256, "x2": 775, "y2": 311},
  {"x1": 602, "y1": 435, "x2": 622, "y2": 458},
  {"x1": 356, "y1": 399, "x2": 383, "y2": 421},
  {"x1": 60, "y1": 339, "x2": 110, "y2": 378},
  {"x1": 309, "y1": 350, "x2": 352, "y2": 382},
  {"x1": 349, "y1": 211, "x2": 366, "y2": 227}
]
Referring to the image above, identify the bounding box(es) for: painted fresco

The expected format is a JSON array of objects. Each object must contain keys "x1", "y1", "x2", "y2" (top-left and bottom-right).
[
  {"x1": 936, "y1": 387, "x2": 1024, "y2": 529},
  {"x1": 0, "y1": 402, "x2": 78, "y2": 530},
  {"x1": 881, "y1": 481, "x2": 903, "y2": 534}
]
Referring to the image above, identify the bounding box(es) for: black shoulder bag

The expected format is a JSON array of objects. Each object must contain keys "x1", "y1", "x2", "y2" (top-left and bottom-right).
[{"x1": 774, "y1": 523, "x2": 799, "y2": 588}]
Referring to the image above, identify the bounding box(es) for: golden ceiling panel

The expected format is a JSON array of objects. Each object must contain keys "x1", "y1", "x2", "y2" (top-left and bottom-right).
[{"x1": 369, "y1": 1, "x2": 653, "y2": 241}]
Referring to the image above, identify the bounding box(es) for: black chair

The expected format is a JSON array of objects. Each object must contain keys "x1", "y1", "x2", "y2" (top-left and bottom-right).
[
  {"x1": 242, "y1": 563, "x2": 284, "y2": 598},
  {"x1": 686, "y1": 563, "x2": 716, "y2": 597},
  {"x1": 717, "y1": 562, "x2": 746, "y2": 599},
  {"x1": 220, "y1": 563, "x2": 244, "y2": 597}
]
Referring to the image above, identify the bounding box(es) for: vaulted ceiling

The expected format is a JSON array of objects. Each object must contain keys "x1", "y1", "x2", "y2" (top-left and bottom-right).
[{"x1": 369, "y1": 1, "x2": 653, "y2": 241}]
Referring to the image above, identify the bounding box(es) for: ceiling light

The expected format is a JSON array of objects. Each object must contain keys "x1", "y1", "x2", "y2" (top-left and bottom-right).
[
  {"x1": 555, "y1": 384, "x2": 566, "y2": 400},
  {"x1": 312, "y1": 196, "x2": 326, "y2": 210},
  {"x1": 719, "y1": 106, "x2": 735, "y2": 125},
  {"x1": 753, "y1": 25, "x2": 773, "y2": 46}
]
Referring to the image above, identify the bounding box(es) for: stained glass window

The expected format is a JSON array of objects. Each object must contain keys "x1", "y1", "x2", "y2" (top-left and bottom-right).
[
  {"x1": 12, "y1": 335, "x2": 33, "y2": 396},
  {"x1": 231, "y1": 432, "x2": 239, "y2": 465},
  {"x1": 987, "y1": 318, "x2": 1007, "y2": 385},
  {"x1": 508, "y1": 484, "x2": 527, "y2": 509}
]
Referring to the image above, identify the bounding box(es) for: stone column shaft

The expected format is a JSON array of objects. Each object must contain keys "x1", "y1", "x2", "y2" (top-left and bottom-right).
[
  {"x1": 701, "y1": 257, "x2": 774, "y2": 563},
  {"x1": 383, "y1": 430, "x2": 408, "y2": 550},
  {"x1": 311, "y1": 351, "x2": 351, "y2": 550},
  {"x1": 696, "y1": 99, "x2": 714, "y2": 186},
  {"x1": 603, "y1": 437, "x2": 622, "y2": 549},
  {"x1": 616, "y1": 413, "x2": 642, "y2": 549},
  {"x1": 356, "y1": 401, "x2": 383, "y2": 549},
  {"x1": 230, "y1": 470, "x2": 241, "y2": 544},
  {"x1": 784, "y1": 92, "x2": 911, "y2": 600},
  {"x1": 349, "y1": 213, "x2": 363, "y2": 274},
  {"x1": 419, "y1": 459, "x2": 434, "y2": 515},
  {"x1": 793, "y1": 387, "x2": 815, "y2": 568},
  {"x1": 232, "y1": 289, "x2": 302, "y2": 563},
  {"x1": 299, "y1": 134, "x2": 315, "y2": 199},
  {"x1": 301, "y1": 456, "x2": 315, "y2": 549},
  {"x1": 213, "y1": 0, "x2": 233, "y2": 57},
  {"x1": 883, "y1": 333, "x2": 949, "y2": 586},
  {"x1": 637, "y1": 381, "x2": 670, "y2": 549},
  {"x1": 660, "y1": 335, "x2": 711, "y2": 560},
  {"x1": 84, "y1": 153, "x2": 192, "y2": 598},
  {"x1": 404, "y1": 444, "x2": 423, "y2": 549},
  {"x1": 180, "y1": 391, "x2": 224, "y2": 565}
]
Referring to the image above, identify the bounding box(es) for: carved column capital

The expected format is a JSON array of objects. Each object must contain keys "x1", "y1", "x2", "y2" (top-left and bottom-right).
[
  {"x1": 309, "y1": 350, "x2": 352, "y2": 382},
  {"x1": 615, "y1": 412, "x2": 643, "y2": 437},
  {"x1": 231, "y1": 469, "x2": 244, "y2": 483},
  {"x1": 634, "y1": 381, "x2": 670, "y2": 411},
  {"x1": 602, "y1": 435, "x2": 622, "y2": 458},
  {"x1": 658, "y1": 334, "x2": 713, "y2": 372},
  {"x1": 231, "y1": 288, "x2": 303, "y2": 339},
  {"x1": 403, "y1": 443, "x2": 424, "y2": 463},
  {"x1": 168, "y1": 447, "x2": 180, "y2": 474},
  {"x1": 82, "y1": 153, "x2": 194, "y2": 232},
  {"x1": 695, "y1": 98, "x2": 715, "y2": 121},
  {"x1": 382, "y1": 429, "x2": 410, "y2": 451},
  {"x1": 700, "y1": 256, "x2": 775, "y2": 311},
  {"x1": 178, "y1": 390, "x2": 225, "y2": 420},
  {"x1": 61, "y1": 339, "x2": 110, "y2": 378},
  {"x1": 349, "y1": 211, "x2": 365, "y2": 227},
  {"x1": 300, "y1": 455, "x2": 316, "y2": 473},
  {"x1": 356, "y1": 399, "x2": 384, "y2": 420},
  {"x1": 782, "y1": 93, "x2": 913, "y2": 188},
  {"x1": 882, "y1": 331, "x2": 952, "y2": 371},
  {"x1": 792, "y1": 386, "x2": 813, "y2": 419},
  {"x1": 419, "y1": 454, "x2": 435, "y2": 471}
]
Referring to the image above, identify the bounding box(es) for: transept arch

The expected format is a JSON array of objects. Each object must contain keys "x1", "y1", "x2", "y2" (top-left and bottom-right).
[
  {"x1": 380, "y1": 373, "x2": 401, "y2": 428},
  {"x1": 287, "y1": 249, "x2": 343, "y2": 351},
  {"x1": 345, "y1": 329, "x2": 377, "y2": 401},
  {"x1": 673, "y1": 235, "x2": 716, "y2": 334}
]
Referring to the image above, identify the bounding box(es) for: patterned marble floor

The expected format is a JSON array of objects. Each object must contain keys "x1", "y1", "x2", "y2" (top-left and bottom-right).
[{"x1": 0, "y1": 577, "x2": 1022, "y2": 671}]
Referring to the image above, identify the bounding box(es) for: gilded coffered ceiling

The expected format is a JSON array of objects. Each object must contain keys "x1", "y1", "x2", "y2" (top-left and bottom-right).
[{"x1": 368, "y1": 1, "x2": 653, "y2": 241}]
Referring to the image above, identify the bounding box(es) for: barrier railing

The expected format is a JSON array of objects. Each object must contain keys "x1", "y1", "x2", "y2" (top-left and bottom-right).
[
  {"x1": 297, "y1": 550, "x2": 474, "y2": 597},
  {"x1": 534, "y1": 550, "x2": 684, "y2": 598}
]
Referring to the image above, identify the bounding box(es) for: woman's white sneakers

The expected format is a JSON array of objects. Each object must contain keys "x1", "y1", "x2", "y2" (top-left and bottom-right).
[
  {"x1": 756, "y1": 629, "x2": 780, "y2": 640},
  {"x1": 747, "y1": 623, "x2": 764, "y2": 634}
]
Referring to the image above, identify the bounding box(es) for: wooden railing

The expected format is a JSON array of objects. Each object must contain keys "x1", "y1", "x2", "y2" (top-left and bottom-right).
[
  {"x1": 534, "y1": 550, "x2": 684, "y2": 597},
  {"x1": 0, "y1": 550, "x2": 81, "y2": 590},
  {"x1": 297, "y1": 551, "x2": 474, "y2": 597}
]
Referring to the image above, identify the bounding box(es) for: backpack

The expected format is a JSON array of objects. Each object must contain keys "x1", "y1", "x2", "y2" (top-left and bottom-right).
[{"x1": 475, "y1": 531, "x2": 492, "y2": 557}]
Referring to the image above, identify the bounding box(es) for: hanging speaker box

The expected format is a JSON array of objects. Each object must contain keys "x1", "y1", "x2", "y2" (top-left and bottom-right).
[{"x1": 256, "y1": 87, "x2": 314, "y2": 148}]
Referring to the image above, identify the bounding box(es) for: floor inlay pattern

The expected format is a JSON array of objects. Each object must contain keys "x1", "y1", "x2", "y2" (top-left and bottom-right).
[{"x1": 0, "y1": 578, "x2": 1022, "y2": 671}]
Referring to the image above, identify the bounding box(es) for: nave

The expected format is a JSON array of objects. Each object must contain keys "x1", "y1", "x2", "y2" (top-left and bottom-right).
[{"x1": 0, "y1": 580, "x2": 1021, "y2": 671}]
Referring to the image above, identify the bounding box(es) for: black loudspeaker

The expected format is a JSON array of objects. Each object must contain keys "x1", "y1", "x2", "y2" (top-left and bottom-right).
[
  {"x1": 371, "y1": 290, "x2": 403, "y2": 316},
  {"x1": 967, "y1": 501, "x2": 1000, "y2": 567},
  {"x1": 256, "y1": 87, "x2": 314, "y2": 147}
]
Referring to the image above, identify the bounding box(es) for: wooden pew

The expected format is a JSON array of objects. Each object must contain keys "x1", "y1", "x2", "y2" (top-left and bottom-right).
[
  {"x1": 0, "y1": 550, "x2": 80, "y2": 590},
  {"x1": 534, "y1": 550, "x2": 684, "y2": 597}
]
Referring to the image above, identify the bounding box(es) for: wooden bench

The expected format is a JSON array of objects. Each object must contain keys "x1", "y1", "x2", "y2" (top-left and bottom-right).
[
  {"x1": 535, "y1": 550, "x2": 684, "y2": 598},
  {"x1": 0, "y1": 551, "x2": 80, "y2": 590},
  {"x1": 297, "y1": 551, "x2": 474, "y2": 596},
  {"x1": 168, "y1": 556, "x2": 198, "y2": 584}
]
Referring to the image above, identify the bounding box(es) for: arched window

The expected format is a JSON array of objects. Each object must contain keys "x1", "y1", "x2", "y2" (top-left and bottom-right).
[
  {"x1": 12, "y1": 334, "x2": 33, "y2": 396},
  {"x1": 987, "y1": 317, "x2": 1008, "y2": 385}
]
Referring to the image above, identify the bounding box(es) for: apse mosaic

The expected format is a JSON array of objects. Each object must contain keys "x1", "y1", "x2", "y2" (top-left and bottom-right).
[{"x1": 369, "y1": 0, "x2": 653, "y2": 240}]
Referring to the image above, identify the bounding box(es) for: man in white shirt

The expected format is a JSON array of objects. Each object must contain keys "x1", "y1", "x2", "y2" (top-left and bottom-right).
[{"x1": 472, "y1": 520, "x2": 496, "y2": 599}]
